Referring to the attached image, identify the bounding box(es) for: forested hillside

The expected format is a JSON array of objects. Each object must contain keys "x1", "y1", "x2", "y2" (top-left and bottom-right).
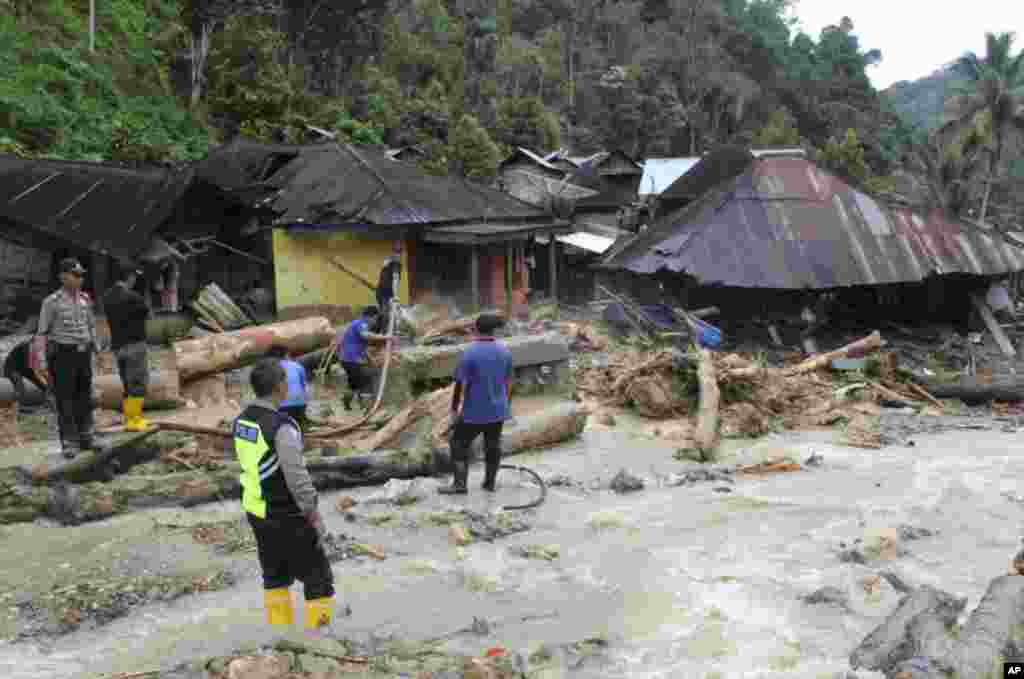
[
  {"x1": 0, "y1": 0, "x2": 909, "y2": 179},
  {"x1": 884, "y1": 68, "x2": 963, "y2": 131}
]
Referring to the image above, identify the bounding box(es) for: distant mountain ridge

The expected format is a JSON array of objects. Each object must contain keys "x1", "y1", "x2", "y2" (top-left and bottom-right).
[{"x1": 883, "y1": 67, "x2": 965, "y2": 131}]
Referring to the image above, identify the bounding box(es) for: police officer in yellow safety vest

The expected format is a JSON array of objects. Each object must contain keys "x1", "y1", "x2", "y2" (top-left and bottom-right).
[{"x1": 233, "y1": 358, "x2": 335, "y2": 630}]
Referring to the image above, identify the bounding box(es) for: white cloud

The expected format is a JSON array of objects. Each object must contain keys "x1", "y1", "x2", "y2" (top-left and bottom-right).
[{"x1": 788, "y1": 0, "x2": 1024, "y2": 89}]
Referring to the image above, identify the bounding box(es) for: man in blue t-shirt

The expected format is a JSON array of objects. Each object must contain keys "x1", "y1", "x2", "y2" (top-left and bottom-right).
[
  {"x1": 439, "y1": 313, "x2": 513, "y2": 495},
  {"x1": 337, "y1": 306, "x2": 391, "y2": 411},
  {"x1": 268, "y1": 345, "x2": 310, "y2": 430}
]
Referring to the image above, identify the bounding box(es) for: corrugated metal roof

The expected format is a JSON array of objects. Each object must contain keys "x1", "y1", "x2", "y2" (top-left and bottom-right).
[
  {"x1": 499, "y1": 148, "x2": 563, "y2": 173},
  {"x1": 198, "y1": 139, "x2": 551, "y2": 228},
  {"x1": 557, "y1": 232, "x2": 616, "y2": 254},
  {"x1": 603, "y1": 156, "x2": 1024, "y2": 288},
  {"x1": 638, "y1": 158, "x2": 702, "y2": 196},
  {"x1": 0, "y1": 155, "x2": 192, "y2": 259}
]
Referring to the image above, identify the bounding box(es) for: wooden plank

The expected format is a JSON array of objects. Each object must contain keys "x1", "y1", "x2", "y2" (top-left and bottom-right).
[{"x1": 970, "y1": 292, "x2": 1016, "y2": 358}]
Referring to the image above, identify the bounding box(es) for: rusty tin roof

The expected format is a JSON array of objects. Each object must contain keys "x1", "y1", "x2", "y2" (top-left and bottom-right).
[{"x1": 603, "y1": 156, "x2": 1024, "y2": 288}]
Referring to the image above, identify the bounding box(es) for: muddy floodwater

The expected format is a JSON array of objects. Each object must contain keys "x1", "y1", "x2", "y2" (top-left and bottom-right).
[{"x1": 0, "y1": 406, "x2": 1022, "y2": 678}]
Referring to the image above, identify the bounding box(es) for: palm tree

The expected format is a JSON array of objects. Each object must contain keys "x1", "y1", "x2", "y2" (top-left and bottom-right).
[{"x1": 941, "y1": 32, "x2": 1024, "y2": 222}]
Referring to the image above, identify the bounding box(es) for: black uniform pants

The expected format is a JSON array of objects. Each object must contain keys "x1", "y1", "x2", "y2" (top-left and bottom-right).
[
  {"x1": 247, "y1": 512, "x2": 334, "y2": 600},
  {"x1": 48, "y1": 343, "x2": 94, "y2": 447},
  {"x1": 342, "y1": 361, "x2": 375, "y2": 394},
  {"x1": 451, "y1": 420, "x2": 503, "y2": 469},
  {"x1": 375, "y1": 289, "x2": 393, "y2": 333}
]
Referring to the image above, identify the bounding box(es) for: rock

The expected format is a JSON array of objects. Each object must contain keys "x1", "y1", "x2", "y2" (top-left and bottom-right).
[
  {"x1": 801, "y1": 586, "x2": 850, "y2": 609},
  {"x1": 297, "y1": 653, "x2": 340, "y2": 676},
  {"x1": 226, "y1": 655, "x2": 290, "y2": 679},
  {"x1": 610, "y1": 469, "x2": 644, "y2": 493},
  {"x1": 897, "y1": 524, "x2": 936, "y2": 541},
  {"x1": 335, "y1": 496, "x2": 357, "y2": 512},
  {"x1": 449, "y1": 524, "x2": 472, "y2": 546},
  {"x1": 365, "y1": 479, "x2": 424, "y2": 506},
  {"x1": 804, "y1": 453, "x2": 824, "y2": 467},
  {"x1": 838, "y1": 549, "x2": 868, "y2": 564}
]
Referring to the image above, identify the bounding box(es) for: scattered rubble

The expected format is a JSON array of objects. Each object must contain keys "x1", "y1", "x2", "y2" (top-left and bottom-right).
[
  {"x1": 801, "y1": 586, "x2": 850, "y2": 609},
  {"x1": 511, "y1": 544, "x2": 561, "y2": 561},
  {"x1": 609, "y1": 468, "x2": 645, "y2": 493}
]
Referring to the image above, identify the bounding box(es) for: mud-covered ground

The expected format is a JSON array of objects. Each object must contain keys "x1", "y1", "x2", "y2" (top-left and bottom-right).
[{"x1": 0, "y1": 395, "x2": 1022, "y2": 678}]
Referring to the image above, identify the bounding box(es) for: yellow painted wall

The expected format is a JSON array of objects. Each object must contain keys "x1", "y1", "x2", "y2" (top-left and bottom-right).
[{"x1": 272, "y1": 230, "x2": 411, "y2": 311}]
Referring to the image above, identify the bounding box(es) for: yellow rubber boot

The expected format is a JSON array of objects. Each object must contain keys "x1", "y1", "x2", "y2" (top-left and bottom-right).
[
  {"x1": 124, "y1": 397, "x2": 149, "y2": 432},
  {"x1": 264, "y1": 588, "x2": 294, "y2": 626},
  {"x1": 304, "y1": 597, "x2": 334, "y2": 630}
]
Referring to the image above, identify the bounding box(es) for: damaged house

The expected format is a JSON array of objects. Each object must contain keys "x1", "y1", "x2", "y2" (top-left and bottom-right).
[
  {"x1": 497, "y1": 148, "x2": 644, "y2": 303},
  {"x1": 0, "y1": 155, "x2": 193, "y2": 329},
  {"x1": 197, "y1": 139, "x2": 571, "y2": 321},
  {"x1": 601, "y1": 146, "x2": 1024, "y2": 353}
]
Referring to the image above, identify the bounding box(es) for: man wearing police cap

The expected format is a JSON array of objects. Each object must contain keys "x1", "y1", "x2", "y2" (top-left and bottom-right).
[{"x1": 34, "y1": 258, "x2": 101, "y2": 458}]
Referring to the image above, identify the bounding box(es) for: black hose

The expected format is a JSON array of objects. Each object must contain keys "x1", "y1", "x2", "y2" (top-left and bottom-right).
[{"x1": 498, "y1": 464, "x2": 547, "y2": 511}]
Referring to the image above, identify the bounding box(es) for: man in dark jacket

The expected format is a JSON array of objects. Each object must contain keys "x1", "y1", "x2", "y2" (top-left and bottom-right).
[
  {"x1": 375, "y1": 255, "x2": 401, "y2": 333},
  {"x1": 102, "y1": 264, "x2": 151, "y2": 431},
  {"x1": 233, "y1": 358, "x2": 335, "y2": 630},
  {"x1": 2, "y1": 337, "x2": 48, "y2": 411}
]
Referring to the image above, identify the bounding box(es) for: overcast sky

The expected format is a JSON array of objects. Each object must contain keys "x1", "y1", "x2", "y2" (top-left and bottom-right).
[{"x1": 788, "y1": 0, "x2": 1024, "y2": 90}]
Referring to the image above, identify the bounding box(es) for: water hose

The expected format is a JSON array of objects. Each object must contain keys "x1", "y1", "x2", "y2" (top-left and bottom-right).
[{"x1": 498, "y1": 463, "x2": 547, "y2": 511}]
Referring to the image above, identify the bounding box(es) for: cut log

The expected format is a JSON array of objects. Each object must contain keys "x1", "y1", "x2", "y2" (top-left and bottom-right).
[
  {"x1": 851, "y1": 577, "x2": 1024, "y2": 678},
  {"x1": 917, "y1": 378, "x2": 1024, "y2": 405},
  {"x1": 358, "y1": 385, "x2": 453, "y2": 452},
  {"x1": 438, "y1": 402, "x2": 589, "y2": 463},
  {"x1": 418, "y1": 311, "x2": 507, "y2": 343},
  {"x1": 173, "y1": 316, "x2": 334, "y2": 381},
  {"x1": 94, "y1": 369, "x2": 182, "y2": 410},
  {"x1": 785, "y1": 331, "x2": 883, "y2": 375},
  {"x1": 694, "y1": 348, "x2": 720, "y2": 462},
  {"x1": 0, "y1": 378, "x2": 46, "y2": 406},
  {"x1": 23, "y1": 429, "x2": 169, "y2": 484},
  {"x1": 180, "y1": 374, "x2": 228, "y2": 408}
]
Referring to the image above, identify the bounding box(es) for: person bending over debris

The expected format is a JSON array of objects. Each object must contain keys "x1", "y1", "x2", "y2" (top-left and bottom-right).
[
  {"x1": 2, "y1": 336, "x2": 48, "y2": 412},
  {"x1": 35, "y1": 258, "x2": 103, "y2": 459},
  {"x1": 337, "y1": 306, "x2": 391, "y2": 411},
  {"x1": 439, "y1": 313, "x2": 513, "y2": 495},
  {"x1": 102, "y1": 264, "x2": 151, "y2": 432},
  {"x1": 268, "y1": 345, "x2": 310, "y2": 430},
  {"x1": 233, "y1": 358, "x2": 335, "y2": 630}
]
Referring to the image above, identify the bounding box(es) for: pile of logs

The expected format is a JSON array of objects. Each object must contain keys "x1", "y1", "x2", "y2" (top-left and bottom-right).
[{"x1": 191, "y1": 283, "x2": 253, "y2": 332}]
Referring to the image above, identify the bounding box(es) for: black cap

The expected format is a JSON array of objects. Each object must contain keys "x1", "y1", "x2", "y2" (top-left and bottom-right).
[
  {"x1": 59, "y1": 258, "x2": 86, "y2": 275},
  {"x1": 475, "y1": 313, "x2": 504, "y2": 335}
]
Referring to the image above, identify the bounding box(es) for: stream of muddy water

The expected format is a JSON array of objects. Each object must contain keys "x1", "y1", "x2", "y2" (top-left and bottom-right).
[{"x1": 1, "y1": 416, "x2": 1022, "y2": 678}]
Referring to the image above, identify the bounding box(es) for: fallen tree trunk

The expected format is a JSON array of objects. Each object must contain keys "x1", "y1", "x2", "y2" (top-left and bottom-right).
[
  {"x1": 22, "y1": 429, "x2": 172, "y2": 484},
  {"x1": 0, "y1": 378, "x2": 46, "y2": 406},
  {"x1": 173, "y1": 317, "x2": 334, "y2": 381},
  {"x1": 694, "y1": 348, "x2": 720, "y2": 462},
  {"x1": 0, "y1": 403, "x2": 588, "y2": 525},
  {"x1": 785, "y1": 331, "x2": 883, "y2": 375},
  {"x1": 432, "y1": 402, "x2": 589, "y2": 463},
  {"x1": 850, "y1": 577, "x2": 1024, "y2": 678},
  {"x1": 915, "y1": 378, "x2": 1024, "y2": 405},
  {"x1": 94, "y1": 369, "x2": 182, "y2": 410}
]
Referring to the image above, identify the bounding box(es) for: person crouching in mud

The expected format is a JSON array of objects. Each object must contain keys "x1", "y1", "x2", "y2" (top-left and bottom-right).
[
  {"x1": 232, "y1": 358, "x2": 336, "y2": 630},
  {"x1": 438, "y1": 313, "x2": 513, "y2": 495}
]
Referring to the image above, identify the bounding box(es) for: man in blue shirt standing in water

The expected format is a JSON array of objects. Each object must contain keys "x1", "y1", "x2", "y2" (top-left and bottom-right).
[{"x1": 439, "y1": 313, "x2": 513, "y2": 495}]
